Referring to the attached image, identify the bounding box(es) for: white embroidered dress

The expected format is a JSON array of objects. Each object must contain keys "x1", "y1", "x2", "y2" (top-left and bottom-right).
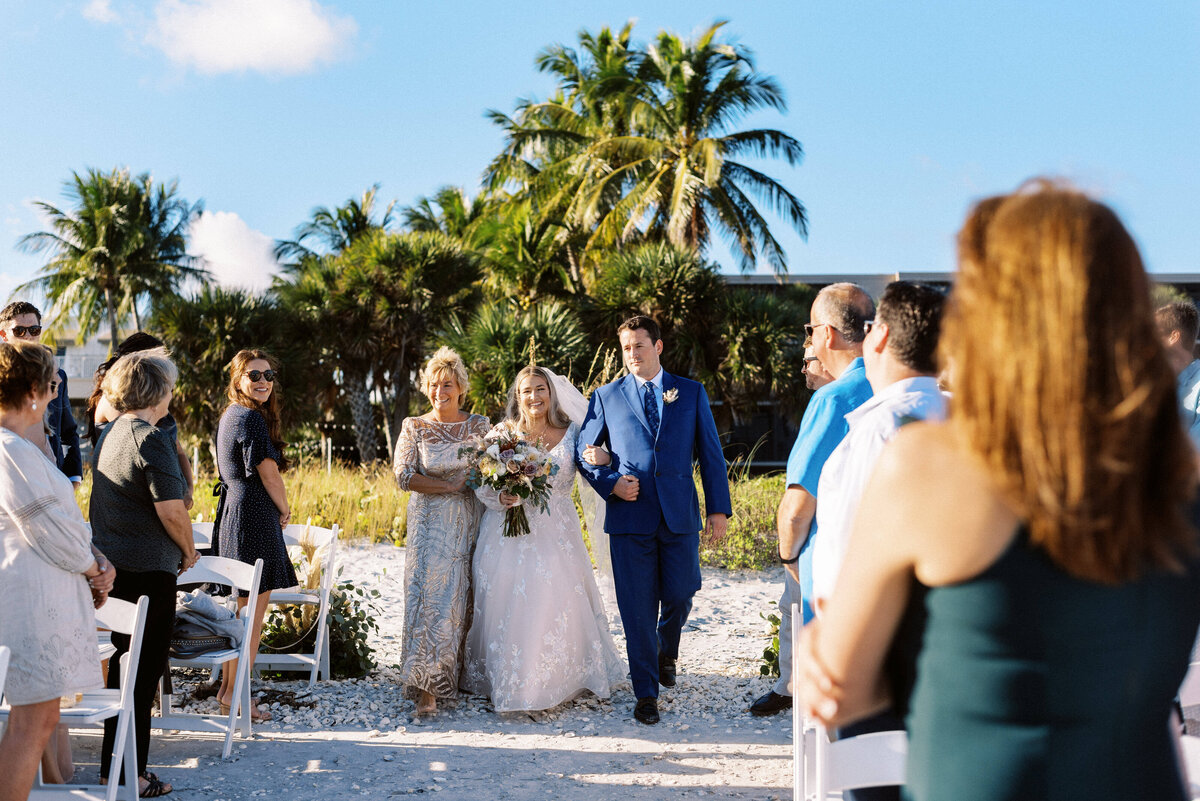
[
  {"x1": 461, "y1": 422, "x2": 626, "y2": 712},
  {"x1": 0, "y1": 428, "x2": 101, "y2": 704}
]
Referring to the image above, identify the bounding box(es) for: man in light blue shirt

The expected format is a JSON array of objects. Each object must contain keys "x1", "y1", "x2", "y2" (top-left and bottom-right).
[
  {"x1": 1156, "y1": 300, "x2": 1200, "y2": 449},
  {"x1": 750, "y1": 283, "x2": 875, "y2": 717}
]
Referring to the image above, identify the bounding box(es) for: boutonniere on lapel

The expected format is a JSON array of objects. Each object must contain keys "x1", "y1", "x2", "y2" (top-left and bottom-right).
[{"x1": 663, "y1": 388, "x2": 679, "y2": 405}]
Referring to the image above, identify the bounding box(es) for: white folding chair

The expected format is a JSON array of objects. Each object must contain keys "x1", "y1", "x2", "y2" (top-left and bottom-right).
[
  {"x1": 791, "y1": 601, "x2": 907, "y2": 801},
  {"x1": 0, "y1": 644, "x2": 9, "y2": 698},
  {"x1": 812, "y1": 726, "x2": 907, "y2": 799},
  {"x1": 1180, "y1": 733, "x2": 1200, "y2": 797},
  {"x1": 190, "y1": 522, "x2": 214, "y2": 550},
  {"x1": 253, "y1": 522, "x2": 340, "y2": 686},
  {"x1": 1, "y1": 595, "x2": 150, "y2": 801},
  {"x1": 154, "y1": 556, "x2": 263, "y2": 758}
]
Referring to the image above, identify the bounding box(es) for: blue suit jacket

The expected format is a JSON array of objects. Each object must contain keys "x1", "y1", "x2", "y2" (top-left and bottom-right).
[{"x1": 577, "y1": 372, "x2": 732, "y2": 534}]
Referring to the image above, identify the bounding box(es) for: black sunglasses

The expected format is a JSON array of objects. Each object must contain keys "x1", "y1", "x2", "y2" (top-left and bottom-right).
[
  {"x1": 245, "y1": 370, "x2": 276, "y2": 383},
  {"x1": 803, "y1": 322, "x2": 831, "y2": 338},
  {"x1": 11, "y1": 325, "x2": 42, "y2": 337}
]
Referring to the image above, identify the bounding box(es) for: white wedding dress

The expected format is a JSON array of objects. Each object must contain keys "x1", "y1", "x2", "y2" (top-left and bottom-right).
[{"x1": 461, "y1": 422, "x2": 627, "y2": 712}]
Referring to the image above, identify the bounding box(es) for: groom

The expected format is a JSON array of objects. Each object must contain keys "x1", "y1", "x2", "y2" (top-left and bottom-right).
[{"x1": 578, "y1": 315, "x2": 731, "y2": 724}]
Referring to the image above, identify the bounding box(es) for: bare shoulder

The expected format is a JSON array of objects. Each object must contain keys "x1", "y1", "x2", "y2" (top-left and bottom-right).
[{"x1": 864, "y1": 422, "x2": 1020, "y2": 585}]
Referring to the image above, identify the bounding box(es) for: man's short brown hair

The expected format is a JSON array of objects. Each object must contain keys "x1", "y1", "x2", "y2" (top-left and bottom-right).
[
  {"x1": 617, "y1": 315, "x2": 662, "y2": 343},
  {"x1": 0, "y1": 301, "x2": 42, "y2": 326},
  {"x1": 1156, "y1": 300, "x2": 1199, "y2": 348}
]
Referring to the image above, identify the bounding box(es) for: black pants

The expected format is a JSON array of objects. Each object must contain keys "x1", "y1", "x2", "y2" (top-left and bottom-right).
[{"x1": 99, "y1": 568, "x2": 177, "y2": 780}]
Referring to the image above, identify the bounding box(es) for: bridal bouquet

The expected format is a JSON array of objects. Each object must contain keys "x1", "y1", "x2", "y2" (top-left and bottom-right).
[{"x1": 459, "y1": 424, "x2": 560, "y2": 537}]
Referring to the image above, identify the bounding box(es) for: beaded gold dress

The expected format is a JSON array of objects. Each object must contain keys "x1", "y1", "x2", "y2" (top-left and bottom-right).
[{"x1": 393, "y1": 413, "x2": 491, "y2": 700}]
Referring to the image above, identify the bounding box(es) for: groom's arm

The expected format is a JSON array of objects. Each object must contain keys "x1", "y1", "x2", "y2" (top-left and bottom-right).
[
  {"x1": 577, "y1": 390, "x2": 621, "y2": 499},
  {"x1": 694, "y1": 384, "x2": 732, "y2": 519}
]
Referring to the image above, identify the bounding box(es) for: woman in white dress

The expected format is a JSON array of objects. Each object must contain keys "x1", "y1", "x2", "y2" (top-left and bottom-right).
[
  {"x1": 0, "y1": 341, "x2": 115, "y2": 800},
  {"x1": 461, "y1": 366, "x2": 626, "y2": 713}
]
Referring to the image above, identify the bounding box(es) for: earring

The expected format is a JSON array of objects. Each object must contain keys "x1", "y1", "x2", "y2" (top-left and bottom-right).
[{"x1": 31, "y1": 401, "x2": 37, "y2": 411}]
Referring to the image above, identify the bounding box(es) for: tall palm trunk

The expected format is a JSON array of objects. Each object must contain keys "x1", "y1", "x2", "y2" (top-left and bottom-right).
[
  {"x1": 104, "y1": 286, "x2": 119, "y2": 355},
  {"x1": 345, "y1": 379, "x2": 377, "y2": 463}
]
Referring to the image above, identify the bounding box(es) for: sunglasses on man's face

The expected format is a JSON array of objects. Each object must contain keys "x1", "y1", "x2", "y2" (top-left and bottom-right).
[
  {"x1": 244, "y1": 370, "x2": 276, "y2": 383},
  {"x1": 9, "y1": 325, "x2": 42, "y2": 337}
]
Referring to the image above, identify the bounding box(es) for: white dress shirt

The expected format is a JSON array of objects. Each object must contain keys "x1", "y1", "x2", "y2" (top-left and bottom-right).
[{"x1": 811, "y1": 376, "x2": 947, "y2": 604}]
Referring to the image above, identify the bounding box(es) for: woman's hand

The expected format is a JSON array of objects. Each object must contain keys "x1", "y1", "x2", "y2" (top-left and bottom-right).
[
  {"x1": 796, "y1": 619, "x2": 844, "y2": 726},
  {"x1": 499, "y1": 491, "x2": 521, "y2": 509},
  {"x1": 279, "y1": 506, "x2": 292, "y2": 527},
  {"x1": 178, "y1": 548, "x2": 200, "y2": 575},
  {"x1": 445, "y1": 472, "x2": 468, "y2": 494},
  {"x1": 582, "y1": 443, "x2": 610, "y2": 466},
  {"x1": 86, "y1": 555, "x2": 116, "y2": 594},
  {"x1": 87, "y1": 554, "x2": 116, "y2": 608}
]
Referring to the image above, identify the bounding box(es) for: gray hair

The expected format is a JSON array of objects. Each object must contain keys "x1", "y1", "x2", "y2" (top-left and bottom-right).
[
  {"x1": 102, "y1": 347, "x2": 177, "y2": 412},
  {"x1": 814, "y1": 282, "x2": 876, "y2": 344}
]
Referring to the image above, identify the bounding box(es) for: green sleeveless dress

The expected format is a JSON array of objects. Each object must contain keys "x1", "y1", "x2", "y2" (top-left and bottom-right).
[{"x1": 899, "y1": 529, "x2": 1200, "y2": 801}]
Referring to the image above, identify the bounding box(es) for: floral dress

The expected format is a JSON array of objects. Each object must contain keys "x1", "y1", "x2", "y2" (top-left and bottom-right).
[
  {"x1": 393, "y1": 413, "x2": 491, "y2": 700},
  {"x1": 461, "y1": 422, "x2": 626, "y2": 712}
]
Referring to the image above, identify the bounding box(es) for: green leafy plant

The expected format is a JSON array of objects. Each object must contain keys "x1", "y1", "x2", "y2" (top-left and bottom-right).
[
  {"x1": 260, "y1": 578, "x2": 382, "y2": 679},
  {"x1": 760, "y1": 602, "x2": 781, "y2": 678}
]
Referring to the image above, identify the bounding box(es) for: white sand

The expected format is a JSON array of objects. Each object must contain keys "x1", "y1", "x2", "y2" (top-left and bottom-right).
[{"x1": 66, "y1": 543, "x2": 795, "y2": 800}]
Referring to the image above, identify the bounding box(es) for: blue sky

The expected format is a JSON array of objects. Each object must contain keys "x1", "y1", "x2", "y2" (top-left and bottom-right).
[{"x1": 1, "y1": 0, "x2": 1197, "y2": 300}]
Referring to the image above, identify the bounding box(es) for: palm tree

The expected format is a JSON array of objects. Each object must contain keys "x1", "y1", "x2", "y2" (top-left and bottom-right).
[
  {"x1": 152, "y1": 284, "x2": 315, "y2": 466},
  {"x1": 445, "y1": 299, "x2": 590, "y2": 418},
  {"x1": 718, "y1": 286, "x2": 813, "y2": 423},
  {"x1": 18, "y1": 167, "x2": 207, "y2": 346},
  {"x1": 274, "y1": 184, "x2": 396, "y2": 264},
  {"x1": 490, "y1": 21, "x2": 806, "y2": 274},
  {"x1": 119, "y1": 174, "x2": 207, "y2": 329},
  {"x1": 338, "y1": 231, "x2": 480, "y2": 456},
  {"x1": 273, "y1": 187, "x2": 397, "y2": 460},
  {"x1": 587, "y1": 241, "x2": 727, "y2": 384},
  {"x1": 401, "y1": 186, "x2": 485, "y2": 240}
]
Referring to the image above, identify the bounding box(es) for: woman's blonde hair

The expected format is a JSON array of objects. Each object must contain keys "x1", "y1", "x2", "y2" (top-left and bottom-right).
[
  {"x1": 943, "y1": 180, "x2": 1196, "y2": 583},
  {"x1": 102, "y1": 347, "x2": 177, "y2": 413},
  {"x1": 505, "y1": 365, "x2": 571, "y2": 434},
  {"x1": 0, "y1": 341, "x2": 56, "y2": 410},
  {"x1": 420, "y1": 347, "x2": 470, "y2": 401}
]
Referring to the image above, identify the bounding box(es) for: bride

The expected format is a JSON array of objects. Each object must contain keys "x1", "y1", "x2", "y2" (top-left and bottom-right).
[{"x1": 461, "y1": 365, "x2": 626, "y2": 713}]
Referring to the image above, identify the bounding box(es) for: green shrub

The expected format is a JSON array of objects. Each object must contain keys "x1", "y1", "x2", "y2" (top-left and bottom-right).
[
  {"x1": 260, "y1": 579, "x2": 382, "y2": 679},
  {"x1": 760, "y1": 602, "x2": 781, "y2": 677},
  {"x1": 701, "y1": 472, "x2": 781, "y2": 569}
]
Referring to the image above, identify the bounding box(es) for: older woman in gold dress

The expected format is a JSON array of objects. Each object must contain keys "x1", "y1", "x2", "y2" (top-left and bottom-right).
[{"x1": 393, "y1": 347, "x2": 490, "y2": 716}]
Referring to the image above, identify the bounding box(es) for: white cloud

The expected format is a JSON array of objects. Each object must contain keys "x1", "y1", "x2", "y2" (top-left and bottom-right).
[
  {"x1": 82, "y1": 0, "x2": 118, "y2": 23},
  {"x1": 189, "y1": 211, "x2": 280, "y2": 291},
  {"x1": 146, "y1": 0, "x2": 356, "y2": 76}
]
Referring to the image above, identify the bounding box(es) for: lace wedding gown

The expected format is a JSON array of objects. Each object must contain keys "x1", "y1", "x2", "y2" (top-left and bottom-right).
[{"x1": 461, "y1": 422, "x2": 626, "y2": 712}]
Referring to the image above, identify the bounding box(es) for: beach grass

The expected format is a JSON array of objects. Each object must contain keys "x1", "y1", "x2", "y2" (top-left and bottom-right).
[{"x1": 77, "y1": 460, "x2": 781, "y2": 568}]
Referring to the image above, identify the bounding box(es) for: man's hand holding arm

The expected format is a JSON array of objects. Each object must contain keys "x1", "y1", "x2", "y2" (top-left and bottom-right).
[{"x1": 577, "y1": 391, "x2": 622, "y2": 499}]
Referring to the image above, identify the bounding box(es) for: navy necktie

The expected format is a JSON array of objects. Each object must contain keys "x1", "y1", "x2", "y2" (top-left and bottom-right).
[{"x1": 643, "y1": 381, "x2": 660, "y2": 437}]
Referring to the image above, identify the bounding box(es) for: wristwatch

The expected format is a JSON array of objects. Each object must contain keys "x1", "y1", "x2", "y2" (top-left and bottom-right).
[{"x1": 778, "y1": 550, "x2": 800, "y2": 565}]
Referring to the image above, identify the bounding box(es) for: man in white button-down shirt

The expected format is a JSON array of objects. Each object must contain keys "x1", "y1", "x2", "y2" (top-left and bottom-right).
[
  {"x1": 1155, "y1": 300, "x2": 1200, "y2": 451},
  {"x1": 809, "y1": 281, "x2": 948, "y2": 801},
  {"x1": 812, "y1": 281, "x2": 948, "y2": 606}
]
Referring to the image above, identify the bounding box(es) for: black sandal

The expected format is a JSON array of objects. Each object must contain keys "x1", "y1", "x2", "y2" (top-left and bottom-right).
[{"x1": 140, "y1": 772, "x2": 173, "y2": 797}]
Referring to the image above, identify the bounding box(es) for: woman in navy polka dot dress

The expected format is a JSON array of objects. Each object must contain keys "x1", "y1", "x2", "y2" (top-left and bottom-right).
[{"x1": 213, "y1": 348, "x2": 296, "y2": 720}]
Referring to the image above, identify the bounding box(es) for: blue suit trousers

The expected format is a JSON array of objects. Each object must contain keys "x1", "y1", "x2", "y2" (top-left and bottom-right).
[{"x1": 609, "y1": 516, "x2": 702, "y2": 700}]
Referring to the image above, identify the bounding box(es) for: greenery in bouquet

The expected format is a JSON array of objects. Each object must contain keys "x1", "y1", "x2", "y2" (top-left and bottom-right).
[{"x1": 459, "y1": 423, "x2": 560, "y2": 537}]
